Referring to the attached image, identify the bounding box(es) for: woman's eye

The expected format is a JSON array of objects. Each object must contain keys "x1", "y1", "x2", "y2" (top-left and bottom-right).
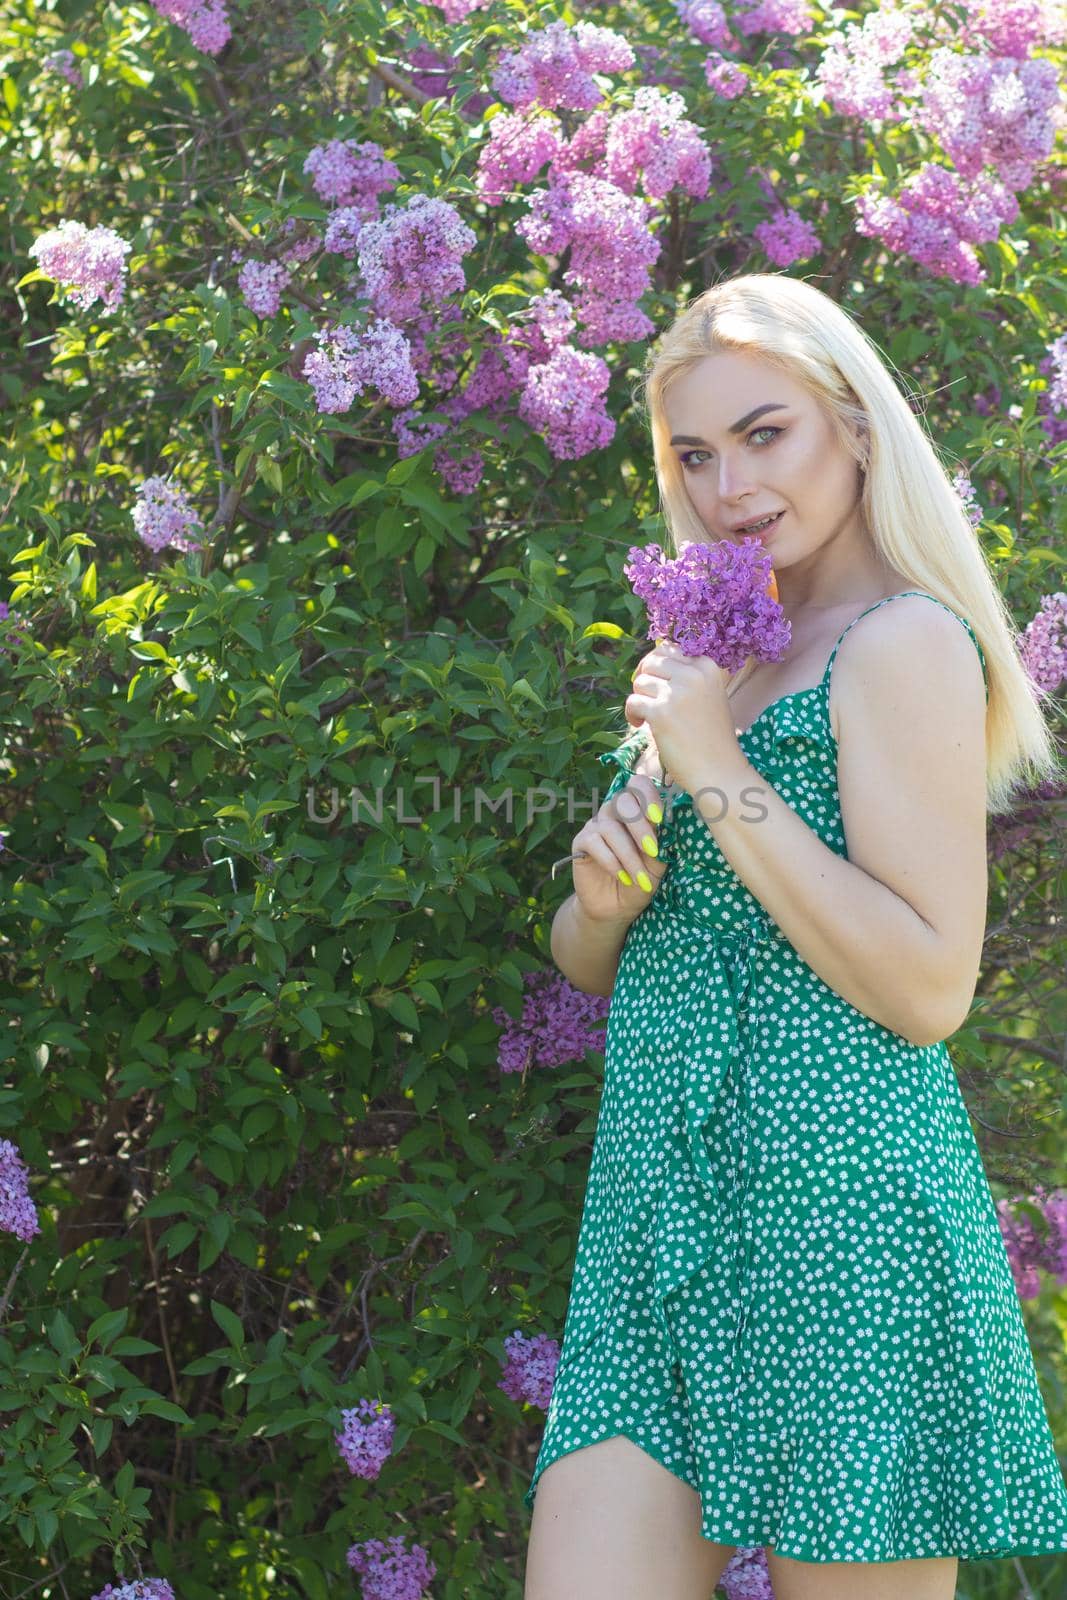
[{"x1": 678, "y1": 426, "x2": 781, "y2": 471}]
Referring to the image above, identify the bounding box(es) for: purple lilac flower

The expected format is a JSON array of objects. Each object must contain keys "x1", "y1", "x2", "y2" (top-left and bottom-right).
[
  {"x1": 998, "y1": 1190, "x2": 1052, "y2": 1298},
  {"x1": 516, "y1": 289, "x2": 576, "y2": 362},
  {"x1": 42, "y1": 47, "x2": 83, "y2": 87},
  {"x1": 302, "y1": 318, "x2": 420, "y2": 413},
  {"x1": 132, "y1": 477, "x2": 204, "y2": 555},
  {"x1": 815, "y1": 9, "x2": 914, "y2": 121},
  {"x1": 433, "y1": 441, "x2": 484, "y2": 495},
  {"x1": 475, "y1": 111, "x2": 564, "y2": 206},
  {"x1": 278, "y1": 219, "x2": 320, "y2": 266},
  {"x1": 704, "y1": 54, "x2": 748, "y2": 98},
  {"x1": 498, "y1": 1330, "x2": 560, "y2": 1410},
  {"x1": 632, "y1": 41, "x2": 690, "y2": 91},
  {"x1": 950, "y1": 466, "x2": 984, "y2": 528},
  {"x1": 91, "y1": 1582, "x2": 176, "y2": 1600},
  {"x1": 357, "y1": 194, "x2": 477, "y2": 323},
  {"x1": 145, "y1": 0, "x2": 230, "y2": 53},
  {"x1": 518, "y1": 345, "x2": 616, "y2": 460},
  {"x1": 0, "y1": 1139, "x2": 40, "y2": 1243},
  {"x1": 409, "y1": 41, "x2": 493, "y2": 118},
  {"x1": 392, "y1": 408, "x2": 452, "y2": 459},
  {"x1": 300, "y1": 316, "x2": 422, "y2": 416},
  {"x1": 1040, "y1": 1189, "x2": 1067, "y2": 1281},
  {"x1": 853, "y1": 163, "x2": 1018, "y2": 287},
  {"x1": 29, "y1": 219, "x2": 132, "y2": 314},
  {"x1": 346, "y1": 1537, "x2": 436, "y2": 1600},
  {"x1": 623, "y1": 539, "x2": 789, "y2": 669},
  {"x1": 516, "y1": 171, "x2": 661, "y2": 347},
  {"x1": 988, "y1": 777, "x2": 1067, "y2": 860},
  {"x1": 675, "y1": 0, "x2": 732, "y2": 48},
  {"x1": 918, "y1": 50, "x2": 1060, "y2": 193},
  {"x1": 973, "y1": 380, "x2": 1002, "y2": 418},
  {"x1": 334, "y1": 1397, "x2": 396, "y2": 1478},
  {"x1": 492, "y1": 19, "x2": 635, "y2": 112},
  {"x1": 721, "y1": 1544, "x2": 775, "y2": 1597},
  {"x1": 583, "y1": 86, "x2": 713, "y2": 201},
  {"x1": 322, "y1": 207, "x2": 365, "y2": 259},
  {"x1": 429, "y1": 0, "x2": 491, "y2": 20},
  {"x1": 451, "y1": 331, "x2": 530, "y2": 420},
  {"x1": 237, "y1": 259, "x2": 290, "y2": 317},
  {"x1": 1017, "y1": 592, "x2": 1067, "y2": 695},
  {"x1": 753, "y1": 203, "x2": 822, "y2": 266},
  {"x1": 0, "y1": 601, "x2": 31, "y2": 652},
  {"x1": 734, "y1": 0, "x2": 813, "y2": 37},
  {"x1": 303, "y1": 139, "x2": 400, "y2": 212},
  {"x1": 492, "y1": 970, "x2": 610, "y2": 1073},
  {"x1": 1037, "y1": 333, "x2": 1067, "y2": 447},
  {"x1": 1043, "y1": 333, "x2": 1067, "y2": 412}
]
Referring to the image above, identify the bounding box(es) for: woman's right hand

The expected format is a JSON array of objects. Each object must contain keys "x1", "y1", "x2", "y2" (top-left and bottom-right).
[{"x1": 569, "y1": 773, "x2": 669, "y2": 924}]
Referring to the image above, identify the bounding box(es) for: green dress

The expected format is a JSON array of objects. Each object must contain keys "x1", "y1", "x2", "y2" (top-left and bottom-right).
[{"x1": 524, "y1": 590, "x2": 1067, "y2": 1563}]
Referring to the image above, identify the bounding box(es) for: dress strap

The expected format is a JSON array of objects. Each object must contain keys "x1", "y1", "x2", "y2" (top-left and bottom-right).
[{"x1": 821, "y1": 589, "x2": 988, "y2": 703}]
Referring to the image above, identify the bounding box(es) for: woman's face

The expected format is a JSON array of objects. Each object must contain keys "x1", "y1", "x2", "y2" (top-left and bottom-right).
[{"x1": 661, "y1": 350, "x2": 867, "y2": 565}]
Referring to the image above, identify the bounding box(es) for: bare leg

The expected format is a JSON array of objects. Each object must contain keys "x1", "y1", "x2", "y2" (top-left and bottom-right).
[
  {"x1": 523, "y1": 1434, "x2": 736, "y2": 1600},
  {"x1": 765, "y1": 1547, "x2": 958, "y2": 1599}
]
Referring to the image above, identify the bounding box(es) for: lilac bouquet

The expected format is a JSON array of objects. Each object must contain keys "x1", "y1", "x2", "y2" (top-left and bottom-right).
[
  {"x1": 621, "y1": 536, "x2": 790, "y2": 785},
  {"x1": 550, "y1": 538, "x2": 789, "y2": 882},
  {"x1": 623, "y1": 536, "x2": 789, "y2": 668}
]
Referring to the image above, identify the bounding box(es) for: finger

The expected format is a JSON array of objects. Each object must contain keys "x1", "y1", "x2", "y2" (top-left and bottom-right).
[
  {"x1": 624, "y1": 687, "x2": 660, "y2": 728},
  {"x1": 600, "y1": 807, "x2": 668, "y2": 886},
  {"x1": 586, "y1": 810, "x2": 666, "y2": 888},
  {"x1": 633, "y1": 656, "x2": 670, "y2": 682},
  {"x1": 573, "y1": 819, "x2": 655, "y2": 888},
  {"x1": 610, "y1": 778, "x2": 667, "y2": 864},
  {"x1": 612, "y1": 774, "x2": 665, "y2": 829}
]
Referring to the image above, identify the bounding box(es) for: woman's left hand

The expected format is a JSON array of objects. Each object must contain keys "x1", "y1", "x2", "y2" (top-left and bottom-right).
[{"x1": 626, "y1": 641, "x2": 742, "y2": 795}]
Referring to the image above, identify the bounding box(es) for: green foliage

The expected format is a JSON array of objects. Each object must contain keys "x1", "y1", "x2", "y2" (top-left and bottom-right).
[{"x1": 0, "y1": 0, "x2": 1064, "y2": 1594}]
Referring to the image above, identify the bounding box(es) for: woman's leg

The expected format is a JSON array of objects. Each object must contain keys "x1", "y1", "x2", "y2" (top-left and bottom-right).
[
  {"x1": 765, "y1": 1548, "x2": 958, "y2": 1599},
  {"x1": 523, "y1": 1434, "x2": 735, "y2": 1600}
]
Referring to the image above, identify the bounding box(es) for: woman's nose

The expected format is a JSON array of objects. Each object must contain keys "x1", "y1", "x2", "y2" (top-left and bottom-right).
[{"x1": 717, "y1": 458, "x2": 757, "y2": 498}]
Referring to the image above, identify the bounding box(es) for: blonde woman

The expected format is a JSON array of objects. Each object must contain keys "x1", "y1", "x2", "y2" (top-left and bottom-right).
[{"x1": 524, "y1": 274, "x2": 1067, "y2": 1600}]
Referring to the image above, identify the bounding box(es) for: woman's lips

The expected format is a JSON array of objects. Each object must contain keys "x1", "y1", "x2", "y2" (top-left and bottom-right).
[{"x1": 749, "y1": 510, "x2": 784, "y2": 539}]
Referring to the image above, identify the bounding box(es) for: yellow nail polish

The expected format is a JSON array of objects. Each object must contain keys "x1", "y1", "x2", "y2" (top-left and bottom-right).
[
  {"x1": 641, "y1": 834, "x2": 659, "y2": 858},
  {"x1": 617, "y1": 869, "x2": 633, "y2": 887},
  {"x1": 647, "y1": 802, "x2": 663, "y2": 825},
  {"x1": 636, "y1": 870, "x2": 653, "y2": 893}
]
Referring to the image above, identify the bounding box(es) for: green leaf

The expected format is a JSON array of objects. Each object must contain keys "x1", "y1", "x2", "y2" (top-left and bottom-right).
[
  {"x1": 87, "y1": 1308, "x2": 128, "y2": 1349},
  {"x1": 48, "y1": 1310, "x2": 80, "y2": 1361},
  {"x1": 210, "y1": 1299, "x2": 245, "y2": 1348},
  {"x1": 141, "y1": 1395, "x2": 193, "y2": 1424}
]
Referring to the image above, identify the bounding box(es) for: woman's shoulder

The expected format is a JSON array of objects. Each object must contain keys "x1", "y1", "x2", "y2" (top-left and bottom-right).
[{"x1": 829, "y1": 591, "x2": 987, "y2": 732}]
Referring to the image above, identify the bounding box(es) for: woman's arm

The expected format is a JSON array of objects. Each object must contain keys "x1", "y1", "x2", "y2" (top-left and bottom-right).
[
  {"x1": 550, "y1": 892, "x2": 633, "y2": 998},
  {"x1": 689, "y1": 599, "x2": 989, "y2": 1046}
]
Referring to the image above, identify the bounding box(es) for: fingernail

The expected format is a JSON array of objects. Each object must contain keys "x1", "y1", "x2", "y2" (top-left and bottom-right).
[
  {"x1": 617, "y1": 869, "x2": 633, "y2": 887},
  {"x1": 641, "y1": 834, "x2": 659, "y2": 858},
  {"x1": 647, "y1": 802, "x2": 663, "y2": 825},
  {"x1": 636, "y1": 870, "x2": 653, "y2": 893}
]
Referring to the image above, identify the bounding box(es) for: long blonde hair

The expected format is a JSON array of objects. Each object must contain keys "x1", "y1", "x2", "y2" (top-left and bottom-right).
[{"x1": 637, "y1": 272, "x2": 1063, "y2": 816}]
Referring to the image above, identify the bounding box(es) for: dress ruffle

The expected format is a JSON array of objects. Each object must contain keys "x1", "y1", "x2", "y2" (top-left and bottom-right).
[{"x1": 685, "y1": 1413, "x2": 1067, "y2": 1563}]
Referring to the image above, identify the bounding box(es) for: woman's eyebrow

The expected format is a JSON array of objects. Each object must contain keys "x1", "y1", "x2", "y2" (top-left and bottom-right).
[{"x1": 669, "y1": 402, "x2": 789, "y2": 446}]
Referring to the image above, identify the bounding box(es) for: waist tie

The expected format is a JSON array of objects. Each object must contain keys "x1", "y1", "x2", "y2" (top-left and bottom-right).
[{"x1": 648, "y1": 903, "x2": 776, "y2": 1433}]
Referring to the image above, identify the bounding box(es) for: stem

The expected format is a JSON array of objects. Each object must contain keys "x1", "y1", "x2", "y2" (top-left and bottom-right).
[{"x1": 0, "y1": 1243, "x2": 29, "y2": 1325}]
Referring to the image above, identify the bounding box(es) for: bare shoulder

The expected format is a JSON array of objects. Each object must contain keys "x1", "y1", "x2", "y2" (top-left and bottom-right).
[{"x1": 829, "y1": 593, "x2": 986, "y2": 745}]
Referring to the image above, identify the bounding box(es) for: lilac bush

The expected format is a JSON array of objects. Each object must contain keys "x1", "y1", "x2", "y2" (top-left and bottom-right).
[{"x1": 2, "y1": 0, "x2": 1065, "y2": 1593}]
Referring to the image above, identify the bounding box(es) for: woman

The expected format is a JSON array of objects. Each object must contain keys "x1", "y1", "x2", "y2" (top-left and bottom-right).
[{"x1": 523, "y1": 274, "x2": 1067, "y2": 1600}]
